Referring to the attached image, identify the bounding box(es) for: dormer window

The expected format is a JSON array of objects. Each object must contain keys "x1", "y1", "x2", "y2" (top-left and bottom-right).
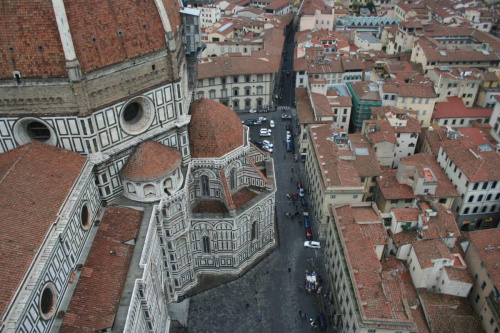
[{"x1": 13, "y1": 71, "x2": 21, "y2": 84}]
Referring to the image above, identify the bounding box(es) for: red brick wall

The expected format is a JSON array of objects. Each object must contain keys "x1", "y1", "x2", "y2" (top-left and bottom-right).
[{"x1": 0, "y1": 0, "x2": 67, "y2": 79}]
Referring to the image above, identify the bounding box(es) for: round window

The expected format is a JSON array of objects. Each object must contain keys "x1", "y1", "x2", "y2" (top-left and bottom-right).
[
  {"x1": 81, "y1": 204, "x2": 91, "y2": 230},
  {"x1": 39, "y1": 283, "x2": 57, "y2": 320},
  {"x1": 14, "y1": 118, "x2": 57, "y2": 146},
  {"x1": 119, "y1": 97, "x2": 155, "y2": 135}
]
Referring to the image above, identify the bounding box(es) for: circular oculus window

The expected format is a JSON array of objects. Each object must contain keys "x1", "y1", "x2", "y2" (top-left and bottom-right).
[
  {"x1": 39, "y1": 282, "x2": 58, "y2": 320},
  {"x1": 14, "y1": 118, "x2": 57, "y2": 146},
  {"x1": 119, "y1": 97, "x2": 155, "y2": 135}
]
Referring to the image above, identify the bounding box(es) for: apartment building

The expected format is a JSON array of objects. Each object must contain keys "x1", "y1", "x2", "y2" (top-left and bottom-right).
[
  {"x1": 199, "y1": 4, "x2": 222, "y2": 29},
  {"x1": 437, "y1": 137, "x2": 500, "y2": 229},
  {"x1": 375, "y1": 153, "x2": 459, "y2": 213},
  {"x1": 433, "y1": 97, "x2": 492, "y2": 127},
  {"x1": 411, "y1": 39, "x2": 500, "y2": 73},
  {"x1": 380, "y1": 82, "x2": 437, "y2": 127},
  {"x1": 325, "y1": 202, "x2": 421, "y2": 332},
  {"x1": 394, "y1": 2, "x2": 429, "y2": 22},
  {"x1": 387, "y1": 201, "x2": 461, "y2": 259},
  {"x1": 464, "y1": 229, "x2": 500, "y2": 333},
  {"x1": 353, "y1": 33, "x2": 382, "y2": 51},
  {"x1": 407, "y1": 239, "x2": 473, "y2": 296},
  {"x1": 348, "y1": 133, "x2": 382, "y2": 202},
  {"x1": 298, "y1": 0, "x2": 334, "y2": 31},
  {"x1": 370, "y1": 106, "x2": 421, "y2": 168},
  {"x1": 304, "y1": 125, "x2": 365, "y2": 240},
  {"x1": 489, "y1": 96, "x2": 500, "y2": 143},
  {"x1": 427, "y1": 67, "x2": 481, "y2": 105},
  {"x1": 477, "y1": 71, "x2": 500, "y2": 109},
  {"x1": 347, "y1": 81, "x2": 382, "y2": 131},
  {"x1": 303, "y1": 80, "x2": 352, "y2": 130},
  {"x1": 197, "y1": 28, "x2": 284, "y2": 110},
  {"x1": 294, "y1": 55, "x2": 364, "y2": 89}
]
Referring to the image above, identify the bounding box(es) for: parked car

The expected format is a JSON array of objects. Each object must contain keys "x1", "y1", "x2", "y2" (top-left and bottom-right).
[
  {"x1": 282, "y1": 114, "x2": 292, "y2": 120},
  {"x1": 258, "y1": 116, "x2": 267, "y2": 122},
  {"x1": 299, "y1": 187, "x2": 305, "y2": 197},
  {"x1": 286, "y1": 141, "x2": 292, "y2": 152},
  {"x1": 251, "y1": 140, "x2": 263, "y2": 147},
  {"x1": 249, "y1": 109, "x2": 257, "y2": 113},
  {"x1": 260, "y1": 128, "x2": 272, "y2": 137},
  {"x1": 262, "y1": 140, "x2": 273, "y2": 148},
  {"x1": 304, "y1": 217, "x2": 310, "y2": 228},
  {"x1": 304, "y1": 241, "x2": 320, "y2": 249},
  {"x1": 305, "y1": 227, "x2": 313, "y2": 240},
  {"x1": 270, "y1": 120, "x2": 275, "y2": 128},
  {"x1": 261, "y1": 144, "x2": 273, "y2": 153}
]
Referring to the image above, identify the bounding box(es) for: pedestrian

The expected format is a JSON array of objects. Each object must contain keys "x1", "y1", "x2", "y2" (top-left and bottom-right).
[
  {"x1": 288, "y1": 267, "x2": 291, "y2": 273},
  {"x1": 301, "y1": 313, "x2": 306, "y2": 320},
  {"x1": 291, "y1": 167, "x2": 294, "y2": 172},
  {"x1": 299, "y1": 310, "x2": 302, "y2": 317},
  {"x1": 258, "y1": 316, "x2": 262, "y2": 322},
  {"x1": 284, "y1": 154, "x2": 286, "y2": 159}
]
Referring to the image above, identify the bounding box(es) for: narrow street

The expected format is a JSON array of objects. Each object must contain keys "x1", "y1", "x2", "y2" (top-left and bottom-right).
[{"x1": 187, "y1": 32, "x2": 335, "y2": 333}]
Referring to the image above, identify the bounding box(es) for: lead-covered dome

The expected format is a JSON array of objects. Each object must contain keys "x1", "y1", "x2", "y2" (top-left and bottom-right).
[
  {"x1": 189, "y1": 98, "x2": 244, "y2": 158},
  {"x1": 120, "y1": 140, "x2": 182, "y2": 182}
]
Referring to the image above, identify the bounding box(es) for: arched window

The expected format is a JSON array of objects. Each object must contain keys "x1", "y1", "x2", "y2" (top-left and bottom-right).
[
  {"x1": 164, "y1": 178, "x2": 173, "y2": 194},
  {"x1": 201, "y1": 175, "x2": 210, "y2": 196},
  {"x1": 202, "y1": 236, "x2": 211, "y2": 253},
  {"x1": 230, "y1": 168, "x2": 236, "y2": 190},
  {"x1": 144, "y1": 184, "x2": 155, "y2": 198},
  {"x1": 251, "y1": 221, "x2": 257, "y2": 240}
]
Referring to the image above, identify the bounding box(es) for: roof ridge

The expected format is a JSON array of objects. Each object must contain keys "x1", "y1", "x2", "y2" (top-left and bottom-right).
[{"x1": 0, "y1": 143, "x2": 32, "y2": 185}]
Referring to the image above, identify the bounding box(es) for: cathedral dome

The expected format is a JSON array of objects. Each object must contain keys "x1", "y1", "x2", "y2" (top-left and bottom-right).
[
  {"x1": 120, "y1": 140, "x2": 182, "y2": 182},
  {"x1": 189, "y1": 98, "x2": 244, "y2": 158}
]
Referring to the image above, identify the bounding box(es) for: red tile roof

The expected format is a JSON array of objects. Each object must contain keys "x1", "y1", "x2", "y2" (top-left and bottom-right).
[
  {"x1": 365, "y1": 120, "x2": 398, "y2": 144},
  {"x1": 433, "y1": 97, "x2": 492, "y2": 119},
  {"x1": 413, "y1": 239, "x2": 451, "y2": 269},
  {"x1": 189, "y1": 98, "x2": 244, "y2": 158},
  {"x1": 309, "y1": 125, "x2": 364, "y2": 189},
  {"x1": 468, "y1": 228, "x2": 500, "y2": 293},
  {"x1": 377, "y1": 169, "x2": 416, "y2": 200},
  {"x1": 425, "y1": 204, "x2": 460, "y2": 240},
  {"x1": 418, "y1": 289, "x2": 482, "y2": 333},
  {"x1": 399, "y1": 154, "x2": 459, "y2": 198},
  {"x1": 60, "y1": 207, "x2": 143, "y2": 332},
  {"x1": 393, "y1": 208, "x2": 420, "y2": 222},
  {"x1": 441, "y1": 138, "x2": 500, "y2": 182},
  {"x1": 332, "y1": 204, "x2": 416, "y2": 328},
  {"x1": 0, "y1": 142, "x2": 86, "y2": 319},
  {"x1": 381, "y1": 83, "x2": 437, "y2": 98},
  {"x1": 120, "y1": 140, "x2": 182, "y2": 182}
]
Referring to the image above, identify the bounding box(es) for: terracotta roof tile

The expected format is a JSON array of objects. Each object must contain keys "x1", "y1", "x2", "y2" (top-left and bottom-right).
[
  {"x1": 381, "y1": 83, "x2": 437, "y2": 98},
  {"x1": 310, "y1": 125, "x2": 363, "y2": 189},
  {"x1": 365, "y1": 120, "x2": 398, "y2": 144},
  {"x1": 60, "y1": 207, "x2": 143, "y2": 332},
  {"x1": 441, "y1": 138, "x2": 500, "y2": 182},
  {"x1": 0, "y1": 142, "x2": 86, "y2": 318},
  {"x1": 189, "y1": 98, "x2": 243, "y2": 158},
  {"x1": 399, "y1": 154, "x2": 459, "y2": 198},
  {"x1": 433, "y1": 97, "x2": 492, "y2": 119},
  {"x1": 413, "y1": 239, "x2": 452, "y2": 269},
  {"x1": 377, "y1": 169, "x2": 416, "y2": 200},
  {"x1": 120, "y1": 140, "x2": 182, "y2": 182},
  {"x1": 393, "y1": 208, "x2": 420, "y2": 222},
  {"x1": 418, "y1": 289, "x2": 482, "y2": 333},
  {"x1": 332, "y1": 204, "x2": 416, "y2": 328}
]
